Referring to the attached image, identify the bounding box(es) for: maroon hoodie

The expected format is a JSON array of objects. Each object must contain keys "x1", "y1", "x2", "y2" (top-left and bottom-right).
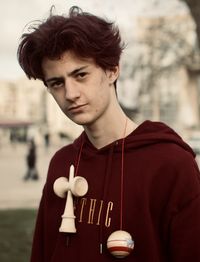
[{"x1": 30, "y1": 121, "x2": 200, "y2": 261}]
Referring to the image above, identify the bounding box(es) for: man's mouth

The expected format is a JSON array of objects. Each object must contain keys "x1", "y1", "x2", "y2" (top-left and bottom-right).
[{"x1": 68, "y1": 104, "x2": 87, "y2": 113}]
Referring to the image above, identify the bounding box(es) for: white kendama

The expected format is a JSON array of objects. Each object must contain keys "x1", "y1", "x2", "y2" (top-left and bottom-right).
[
  {"x1": 107, "y1": 230, "x2": 134, "y2": 258},
  {"x1": 53, "y1": 164, "x2": 88, "y2": 233}
]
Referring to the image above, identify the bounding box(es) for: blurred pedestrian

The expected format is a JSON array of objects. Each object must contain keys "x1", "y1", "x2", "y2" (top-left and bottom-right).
[
  {"x1": 44, "y1": 133, "x2": 50, "y2": 148},
  {"x1": 23, "y1": 139, "x2": 39, "y2": 181}
]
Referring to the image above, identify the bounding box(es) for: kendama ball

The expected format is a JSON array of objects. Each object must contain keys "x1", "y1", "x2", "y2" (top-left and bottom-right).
[{"x1": 107, "y1": 230, "x2": 134, "y2": 258}]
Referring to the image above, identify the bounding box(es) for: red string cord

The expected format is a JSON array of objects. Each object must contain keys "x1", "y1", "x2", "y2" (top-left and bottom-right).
[
  {"x1": 74, "y1": 119, "x2": 127, "y2": 231},
  {"x1": 120, "y1": 118, "x2": 128, "y2": 230},
  {"x1": 75, "y1": 137, "x2": 84, "y2": 177}
]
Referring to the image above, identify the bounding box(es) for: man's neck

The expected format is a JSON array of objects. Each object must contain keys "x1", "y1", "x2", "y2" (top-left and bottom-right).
[{"x1": 84, "y1": 110, "x2": 138, "y2": 149}]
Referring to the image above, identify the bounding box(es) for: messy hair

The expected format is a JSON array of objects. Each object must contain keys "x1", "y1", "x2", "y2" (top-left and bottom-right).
[{"x1": 17, "y1": 6, "x2": 124, "y2": 83}]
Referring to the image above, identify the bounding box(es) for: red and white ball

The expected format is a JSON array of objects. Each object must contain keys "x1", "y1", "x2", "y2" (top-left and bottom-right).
[{"x1": 107, "y1": 230, "x2": 134, "y2": 258}]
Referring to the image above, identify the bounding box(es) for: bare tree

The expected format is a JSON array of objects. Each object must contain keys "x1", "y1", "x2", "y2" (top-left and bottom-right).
[{"x1": 127, "y1": 15, "x2": 196, "y2": 123}]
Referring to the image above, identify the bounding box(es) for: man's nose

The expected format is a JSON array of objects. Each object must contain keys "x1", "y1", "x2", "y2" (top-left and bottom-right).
[{"x1": 64, "y1": 80, "x2": 80, "y2": 101}]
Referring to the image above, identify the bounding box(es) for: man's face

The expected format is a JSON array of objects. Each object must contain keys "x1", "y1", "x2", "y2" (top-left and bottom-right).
[{"x1": 42, "y1": 51, "x2": 119, "y2": 127}]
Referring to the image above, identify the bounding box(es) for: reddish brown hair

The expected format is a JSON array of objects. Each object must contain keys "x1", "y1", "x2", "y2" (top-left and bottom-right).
[{"x1": 17, "y1": 6, "x2": 124, "y2": 83}]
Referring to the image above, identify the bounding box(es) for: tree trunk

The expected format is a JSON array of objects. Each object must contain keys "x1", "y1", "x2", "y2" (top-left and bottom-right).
[{"x1": 182, "y1": 0, "x2": 200, "y2": 45}]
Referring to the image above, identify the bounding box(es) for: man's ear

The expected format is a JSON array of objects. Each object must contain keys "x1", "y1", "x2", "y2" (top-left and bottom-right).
[{"x1": 107, "y1": 66, "x2": 119, "y2": 84}]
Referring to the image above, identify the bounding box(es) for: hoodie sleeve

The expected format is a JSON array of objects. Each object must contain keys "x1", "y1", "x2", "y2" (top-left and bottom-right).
[
  {"x1": 168, "y1": 157, "x2": 200, "y2": 261},
  {"x1": 30, "y1": 186, "x2": 46, "y2": 262},
  {"x1": 30, "y1": 147, "x2": 71, "y2": 262},
  {"x1": 169, "y1": 194, "x2": 200, "y2": 261}
]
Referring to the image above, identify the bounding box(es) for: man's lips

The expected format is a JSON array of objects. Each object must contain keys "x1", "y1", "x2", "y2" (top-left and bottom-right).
[{"x1": 68, "y1": 104, "x2": 87, "y2": 112}]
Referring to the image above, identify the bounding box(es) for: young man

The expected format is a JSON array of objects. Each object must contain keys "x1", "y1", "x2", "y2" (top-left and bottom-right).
[{"x1": 18, "y1": 6, "x2": 200, "y2": 262}]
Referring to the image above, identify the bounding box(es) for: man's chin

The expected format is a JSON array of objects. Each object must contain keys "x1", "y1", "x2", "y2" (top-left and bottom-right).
[
  {"x1": 68, "y1": 116, "x2": 92, "y2": 126},
  {"x1": 64, "y1": 111, "x2": 95, "y2": 126}
]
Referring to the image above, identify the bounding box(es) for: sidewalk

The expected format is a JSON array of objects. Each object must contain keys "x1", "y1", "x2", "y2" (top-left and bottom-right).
[{"x1": 0, "y1": 142, "x2": 67, "y2": 209}]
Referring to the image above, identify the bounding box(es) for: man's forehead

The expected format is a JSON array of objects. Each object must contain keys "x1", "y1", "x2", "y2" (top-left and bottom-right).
[
  {"x1": 61, "y1": 51, "x2": 93, "y2": 62},
  {"x1": 42, "y1": 51, "x2": 100, "y2": 81},
  {"x1": 42, "y1": 51, "x2": 95, "y2": 71}
]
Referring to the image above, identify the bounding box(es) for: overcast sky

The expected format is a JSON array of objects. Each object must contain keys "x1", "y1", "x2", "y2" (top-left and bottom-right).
[{"x1": 0, "y1": 0, "x2": 188, "y2": 81}]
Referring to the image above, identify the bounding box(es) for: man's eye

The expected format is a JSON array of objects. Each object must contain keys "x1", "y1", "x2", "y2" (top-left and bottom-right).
[
  {"x1": 76, "y1": 72, "x2": 87, "y2": 79},
  {"x1": 49, "y1": 81, "x2": 63, "y2": 89}
]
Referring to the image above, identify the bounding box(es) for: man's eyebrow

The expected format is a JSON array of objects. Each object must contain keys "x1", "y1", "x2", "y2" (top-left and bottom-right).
[
  {"x1": 45, "y1": 77, "x2": 63, "y2": 83},
  {"x1": 45, "y1": 66, "x2": 89, "y2": 83},
  {"x1": 68, "y1": 65, "x2": 89, "y2": 77}
]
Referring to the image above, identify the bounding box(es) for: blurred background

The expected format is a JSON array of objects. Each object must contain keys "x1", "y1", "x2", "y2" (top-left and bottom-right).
[{"x1": 1, "y1": 0, "x2": 200, "y2": 261}]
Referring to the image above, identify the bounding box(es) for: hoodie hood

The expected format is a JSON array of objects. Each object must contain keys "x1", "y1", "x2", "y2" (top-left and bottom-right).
[{"x1": 73, "y1": 120, "x2": 195, "y2": 158}]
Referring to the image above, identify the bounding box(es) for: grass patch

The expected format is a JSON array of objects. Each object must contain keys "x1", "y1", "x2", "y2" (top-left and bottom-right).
[{"x1": 0, "y1": 209, "x2": 37, "y2": 262}]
